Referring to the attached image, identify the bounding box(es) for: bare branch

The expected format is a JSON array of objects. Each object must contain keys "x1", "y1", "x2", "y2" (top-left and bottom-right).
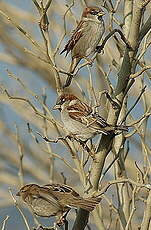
[
  {"x1": 121, "y1": 85, "x2": 147, "y2": 124},
  {"x1": 1, "y1": 216, "x2": 9, "y2": 230},
  {"x1": 130, "y1": 66, "x2": 151, "y2": 79},
  {"x1": 140, "y1": 190, "x2": 151, "y2": 230},
  {"x1": 9, "y1": 189, "x2": 31, "y2": 230},
  {"x1": 15, "y1": 125, "x2": 24, "y2": 187},
  {"x1": 97, "y1": 29, "x2": 132, "y2": 53}
]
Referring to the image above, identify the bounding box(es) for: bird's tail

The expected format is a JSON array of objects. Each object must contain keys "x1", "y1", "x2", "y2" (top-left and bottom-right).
[
  {"x1": 63, "y1": 58, "x2": 81, "y2": 88},
  {"x1": 69, "y1": 196, "x2": 101, "y2": 212},
  {"x1": 100, "y1": 124, "x2": 128, "y2": 135},
  {"x1": 63, "y1": 74, "x2": 73, "y2": 88},
  {"x1": 114, "y1": 125, "x2": 128, "y2": 132}
]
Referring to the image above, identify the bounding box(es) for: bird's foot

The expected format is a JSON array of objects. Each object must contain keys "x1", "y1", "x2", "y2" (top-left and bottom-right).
[
  {"x1": 63, "y1": 73, "x2": 74, "y2": 88},
  {"x1": 79, "y1": 140, "x2": 96, "y2": 159},
  {"x1": 84, "y1": 57, "x2": 94, "y2": 66},
  {"x1": 96, "y1": 45, "x2": 104, "y2": 54},
  {"x1": 33, "y1": 225, "x2": 55, "y2": 230},
  {"x1": 57, "y1": 217, "x2": 66, "y2": 227}
]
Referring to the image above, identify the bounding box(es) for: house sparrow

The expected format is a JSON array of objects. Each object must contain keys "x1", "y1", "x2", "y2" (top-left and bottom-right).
[
  {"x1": 17, "y1": 183, "x2": 100, "y2": 224},
  {"x1": 53, "y1": 93, "x2": 128, "y2": 142},
  {"x1": 60, "y1": 6, "x2": 105, "y2": 87}
]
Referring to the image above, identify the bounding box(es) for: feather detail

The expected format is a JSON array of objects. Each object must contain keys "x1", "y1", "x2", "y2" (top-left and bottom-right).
[
  {"x1": 60, "y1": 21, "x2": 84, "y2": 56},
  {"x1": 114, "y1": 125, "x2": 128, "y2": 132},
  {"x1": 63, "y1": 196, "x2": 101, "y2": 212},
  {"x1": 44, "y1": 184, "x2": 80, "y2": 198}
]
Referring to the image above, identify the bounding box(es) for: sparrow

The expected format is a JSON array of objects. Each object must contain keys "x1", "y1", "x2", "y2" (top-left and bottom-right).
[
  {"x1": 60, "y1": 6, "x2": 105, "y2": 87},
  {"x1": 53, "y1": 93, "x2": 128, "y2": 142},
  {"x1": 17, "y1": 183, "x2": 101, "y2": 225}
]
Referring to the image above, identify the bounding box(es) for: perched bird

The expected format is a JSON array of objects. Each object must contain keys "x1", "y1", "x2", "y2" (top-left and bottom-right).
[
  {"x1": 60, "y1": 6, "x2": 105, "y2": 87},
  {"x1": 53, "y1": 93, "x2": 128, "y2": 142},
  {"x1": 17, "y1": 183, "x2": 101, "y2": 225}
]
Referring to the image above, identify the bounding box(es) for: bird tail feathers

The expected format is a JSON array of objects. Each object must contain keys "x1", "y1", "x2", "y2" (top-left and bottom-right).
[{"x1": 69, "y1": 197, "x2": 101, "y2": 212}]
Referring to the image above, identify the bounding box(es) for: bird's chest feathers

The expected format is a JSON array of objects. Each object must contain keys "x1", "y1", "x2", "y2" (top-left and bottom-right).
[
  {"x1": 61, "y1": 109, "x2": 81, "y2": 133},
  {"x1": 82, "y1": 21, "x2": 104, "y2": 56},
  {"x1": 89, "y1": 21, "x2": 104, "y2": 41},
  {"x1": 89, "y1": 21, "x2": 104, "y2": 38}
]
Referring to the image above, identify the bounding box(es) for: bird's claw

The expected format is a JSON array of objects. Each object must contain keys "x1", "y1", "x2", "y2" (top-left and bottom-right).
[
  {"x1": 96, "y1": 45, "x2": 104, "y2": 53},
  {"x1": 33, "y1": 225, "x2": 55, "y2": 230}
]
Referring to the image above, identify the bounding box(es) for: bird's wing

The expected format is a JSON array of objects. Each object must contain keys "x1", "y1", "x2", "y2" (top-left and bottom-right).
[
  {"x1": 67, "y1": 101, "x2": 92, "y2": 123},
  {"x1": 37, "y1": 188, "x2": 61, "y2": 209},
  {"x1": 68, "y1": 103, "x2": 108, "y2": 130},
  {"x1": 44, "y1": 184, "x2": 80, "y2": 198},
  {"x1": 91, "y1": 113, "x2": 108, "y2": 128},
  {"x1": 60, "y1": 20, "x2": 84, "y2": 56},
  {"x1": 38, "y1": 190, "x2": 58, "y2": 202}
]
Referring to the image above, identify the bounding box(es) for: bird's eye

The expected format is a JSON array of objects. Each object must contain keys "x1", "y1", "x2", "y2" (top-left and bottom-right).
[
  {"x1": 90, "y1": 11, "x2": 97, "y2": 15},
  {"x1": 58, "y1": 98, "x2": 65, "y2": 105},
  {"x1": 57, "y1": 97, "x2": 65, "y2": 105}
]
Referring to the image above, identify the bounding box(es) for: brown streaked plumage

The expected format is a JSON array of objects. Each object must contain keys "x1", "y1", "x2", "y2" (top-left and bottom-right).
[
  {"x1": 44, "y1": 183, "x2": 101, "y2": 211},
  {"x1": 17, "y1": 183, "x2": 101, "y2": 221},
  {"x1": 60, "y1": 6, "x2": 105, "y2": 87},
  {"x1": 17, "y1": 184, "x2": 67, "y2": 218},
  {"x1": 54, "y1": 93, "x2": 128, "y2": 142}
]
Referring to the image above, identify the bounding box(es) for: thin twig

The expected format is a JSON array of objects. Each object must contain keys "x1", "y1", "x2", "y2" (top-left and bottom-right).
[
  {"x1": 0, "y1": 10, "x2": 45, "y2": 54},
  {"x1": 37, "y1": 132, "x2": 70, "y2": 143},
  {"x1": 15, "y1": 125, "x2": 24, "y2": 187},
  {"x1": 125, "y1": 189, "x2": 136, "y2": 230},
  {"x1": 129, "y1": 66, "x2": 151, "y2": 79},
  {"x1": 97, "y1": 178, "x2": 151, "y2": 197},
  {"x1": 126, "y1": 110, "x2": 151, "y2": 128},
  {"x1": 4, "y1": 87, "x2": 62, "y2": 129},
  {"x1": 53, "y1": 0, "x2": 75, "y2": 57},
  {"x1": 42, "y1": 148, "x2": 77, "y2": 173},
  {"x1": 100, "y1": 153, "x2": 120, "y2": 181},
  {"x1": 1, "y1": 216, "x2": 9, "y2": 230},
  {"x1": 97, "y1": 29, "x2": 133, "y2": 53},
  {"x1": 9, "y1": 189, "x2": 31, "y2": 230},
  {"x1": 120, "y1": 85, "x2": 147, "y2": 124}
]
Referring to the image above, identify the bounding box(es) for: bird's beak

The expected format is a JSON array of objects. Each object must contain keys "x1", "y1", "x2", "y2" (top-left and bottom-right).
[
  {"x1": 16, "y1": 191, "x2": 20, "y2": 196},
  {"x1": 53, "y1": 104, "x2": 61, "y2": 110},
  {"x1": 98, "y1": 11, "x2": 105, "y2": 17}
]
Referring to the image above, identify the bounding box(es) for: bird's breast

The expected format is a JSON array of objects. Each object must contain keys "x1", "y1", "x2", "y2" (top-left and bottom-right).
[
  {"x1": 72, "y1": 20, "x2": 105, "y2": 58},
  {"x1": 30, "y1": 198, "x2": 60, "y2": 217}
]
